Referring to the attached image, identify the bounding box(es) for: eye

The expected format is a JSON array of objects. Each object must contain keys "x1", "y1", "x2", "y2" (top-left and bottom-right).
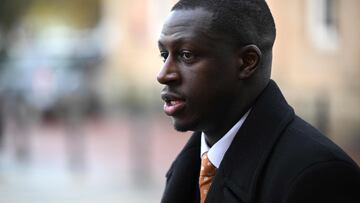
[
  {"x1": 179, "y1": 50, "x2": 196, "y2": 63},
  {"x1": 160, "y1": 51, "x2": 169, "y2": 62}
]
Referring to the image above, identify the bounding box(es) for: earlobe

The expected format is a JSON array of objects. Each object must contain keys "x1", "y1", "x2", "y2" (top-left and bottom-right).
[{"x1": 238, "y1": 45, "x2": 262, "y2": 79}]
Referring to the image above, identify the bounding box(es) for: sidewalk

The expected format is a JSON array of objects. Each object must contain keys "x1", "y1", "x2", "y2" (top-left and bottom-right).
[{"x1": 0, "y1": 115, "x2": 190, "y2": 203}]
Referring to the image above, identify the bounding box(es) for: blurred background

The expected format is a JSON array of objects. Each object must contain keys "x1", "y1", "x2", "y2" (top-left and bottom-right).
[{"x1": 0, "y1": 0, "x2": 359, "y2": 202}]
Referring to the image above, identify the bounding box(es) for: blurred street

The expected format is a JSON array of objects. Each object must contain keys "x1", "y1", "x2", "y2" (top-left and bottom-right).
[
  {"x1": 0, "y1": 0, "x2": 359, "y2": 202},
  {"x1": 0, "y1": 115, "x2": 191, "y2": 203}
]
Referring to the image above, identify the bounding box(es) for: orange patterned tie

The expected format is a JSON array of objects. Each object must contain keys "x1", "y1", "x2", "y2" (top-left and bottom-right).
[{"x1": 199, "y1": 152, "x2": 217, "y2": 203}]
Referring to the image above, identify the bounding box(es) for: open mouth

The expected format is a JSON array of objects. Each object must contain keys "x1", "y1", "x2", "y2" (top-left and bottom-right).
[
  {"x1": 161, "y1": 93, "x2": 186, "y2": 116},
  {"x1": 164, "y1": 99, "x2": 186, "y2": 116}
]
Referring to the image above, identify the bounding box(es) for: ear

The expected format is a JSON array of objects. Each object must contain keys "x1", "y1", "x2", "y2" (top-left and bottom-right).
[{"x1": 237, "y1": 45, "x2": 262, "y2": 79}]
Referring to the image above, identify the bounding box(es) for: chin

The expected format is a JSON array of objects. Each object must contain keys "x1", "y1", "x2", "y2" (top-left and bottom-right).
[
  {"x1": 174, "y1": 125, "x2": 188, "y2": 132},
  {"x1": 172, "y1": 117, "x2": 200, "y2": 132}
]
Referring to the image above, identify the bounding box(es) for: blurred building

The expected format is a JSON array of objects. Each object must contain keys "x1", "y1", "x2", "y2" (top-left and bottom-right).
[
  {"x1": 269, "y1": 0, "x2": 360, "y2": 158},
  {"x1": 0, "y1": 0, "x2": 359, "y2": 202},
  {"x1": 101, "y1": 0, "x2": 360, "y2": 157},
  {"x1": 98, "y1": 0, "x2": 177, "y2": 113}
]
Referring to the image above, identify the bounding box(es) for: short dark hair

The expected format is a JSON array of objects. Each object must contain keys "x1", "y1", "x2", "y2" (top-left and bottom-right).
[{"x1": 171, "y1": 0, "x2": 276, "y2": 52}]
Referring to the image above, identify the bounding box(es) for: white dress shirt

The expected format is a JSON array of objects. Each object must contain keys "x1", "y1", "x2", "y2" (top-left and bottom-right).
[{"x1": 200, "y1": 110, "x2": 251, "y2": 168}]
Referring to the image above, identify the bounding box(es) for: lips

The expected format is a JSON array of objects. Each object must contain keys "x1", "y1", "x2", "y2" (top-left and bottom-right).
[{"x1": 161, "y1": 92, "x2": 186, "y2": 116}]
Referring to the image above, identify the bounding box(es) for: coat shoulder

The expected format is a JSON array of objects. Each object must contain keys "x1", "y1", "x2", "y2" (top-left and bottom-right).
[
  {"x1": 256, "y1": 116, "x2": 360, "y2": 203},
  {"x1": 282, "y1": 116, "x2": 356, "y2": 164}
]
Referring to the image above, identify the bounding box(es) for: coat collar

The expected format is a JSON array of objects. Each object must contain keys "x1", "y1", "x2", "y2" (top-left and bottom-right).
[
  {"x1": 206, "y1": 80, "x2": 295, "y2": 203},
  {"x1": 161, "y1": 80, "x2": 294, "y2": 203},
  {"x1": 162, "y1": 133, "x2": 202, "y2": 203}
]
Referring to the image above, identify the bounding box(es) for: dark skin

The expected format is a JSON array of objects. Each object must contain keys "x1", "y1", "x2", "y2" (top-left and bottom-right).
[{"x1": 157, "y1": 8, "x2": 269, "y2": 146}]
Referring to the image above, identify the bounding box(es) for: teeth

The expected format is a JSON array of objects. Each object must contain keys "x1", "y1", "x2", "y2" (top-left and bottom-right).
[{"x1": 170, "y1": 101, "x2": 178, "y2": 105}]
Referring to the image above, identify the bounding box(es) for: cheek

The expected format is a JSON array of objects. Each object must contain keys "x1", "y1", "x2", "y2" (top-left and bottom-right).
[
  {"x1": 187, "y1": 79, "x2": 225, "y2": 109},
  {"x1": 182, "y1": 61, "x2": 236, "y2": 101},
  {"x1": 184, "y1": 64, "x2": 222, "y2": 86}
]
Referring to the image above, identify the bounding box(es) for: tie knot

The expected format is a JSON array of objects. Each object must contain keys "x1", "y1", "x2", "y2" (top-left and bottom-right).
[{"x1": 200, "y1": 153, "x2": 216, "y2": 177}]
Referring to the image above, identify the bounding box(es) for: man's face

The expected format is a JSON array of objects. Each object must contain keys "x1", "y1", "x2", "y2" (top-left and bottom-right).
[{"x1": 157, "y1": 8, "x2": 240, "y2": 133}]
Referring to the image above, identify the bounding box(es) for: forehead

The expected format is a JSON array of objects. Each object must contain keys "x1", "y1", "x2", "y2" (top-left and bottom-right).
[
  {"x1": 162, "y1": 8, "x2": 212, "y2": 35},
  {"x1": 159, "y1": 8, "x2": 218, "y2": 46}
]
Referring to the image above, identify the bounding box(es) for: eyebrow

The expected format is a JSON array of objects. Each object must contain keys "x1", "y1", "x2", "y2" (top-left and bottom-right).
[
  {"x1": 158, "y1": 40, "x2": 165, "y2": 49},
  {"x1": 158, "y1": 36, "x2": 196, "y2": 50}
]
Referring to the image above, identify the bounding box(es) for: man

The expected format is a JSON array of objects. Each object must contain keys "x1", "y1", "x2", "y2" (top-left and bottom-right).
[{"x1": 156, "y1": 0, "x2": 360, "y2": 203}]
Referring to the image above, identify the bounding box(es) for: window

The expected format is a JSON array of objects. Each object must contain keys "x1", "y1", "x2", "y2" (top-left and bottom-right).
[{"x1": 306, "y1": 0, "x2": 339, "y2": 51}]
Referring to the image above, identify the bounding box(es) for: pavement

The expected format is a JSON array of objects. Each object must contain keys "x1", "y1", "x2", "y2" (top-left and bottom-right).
[{"x1": 0, "y1": 114, "x2": 191, "y2": 203}]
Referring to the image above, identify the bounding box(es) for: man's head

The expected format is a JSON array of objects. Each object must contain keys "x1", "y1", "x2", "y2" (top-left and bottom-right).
[
  {"x1": 157, "y1": 0, "x2": 276, "y2": 142},
  {"x1": 171, "y1": 0, "x2": 276, "y2": 55}
]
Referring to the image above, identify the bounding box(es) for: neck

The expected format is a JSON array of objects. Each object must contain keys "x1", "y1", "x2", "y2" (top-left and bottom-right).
[
  {"x1": 203, "y1": 107, "x2": 249, "y2": 147},
  {"x1": 203, "y1": 80, "x2": 269, "y2": 147}
]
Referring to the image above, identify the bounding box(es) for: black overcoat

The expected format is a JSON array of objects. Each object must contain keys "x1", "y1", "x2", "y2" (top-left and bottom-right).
[{"x1": 161, "y1": 81, "x2": 360, "y2": 203}]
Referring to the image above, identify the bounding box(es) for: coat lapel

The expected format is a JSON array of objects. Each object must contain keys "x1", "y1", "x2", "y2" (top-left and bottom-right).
[
  {"x1": 161, "y1": 133, "x2": 202, "y2": 203},
  {"x1": 206, "y1": 80, "x2": 295, "y2": 203}
]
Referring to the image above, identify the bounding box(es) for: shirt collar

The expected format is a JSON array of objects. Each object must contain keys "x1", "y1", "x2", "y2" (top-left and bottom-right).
[{"x1": 200, "y1": 109, "x2": 251, "y2": 168}]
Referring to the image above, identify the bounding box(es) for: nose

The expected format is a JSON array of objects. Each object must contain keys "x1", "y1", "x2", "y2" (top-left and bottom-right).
[{"x1": 157, "y1": 56, "x2": 180, "y2": 85}]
